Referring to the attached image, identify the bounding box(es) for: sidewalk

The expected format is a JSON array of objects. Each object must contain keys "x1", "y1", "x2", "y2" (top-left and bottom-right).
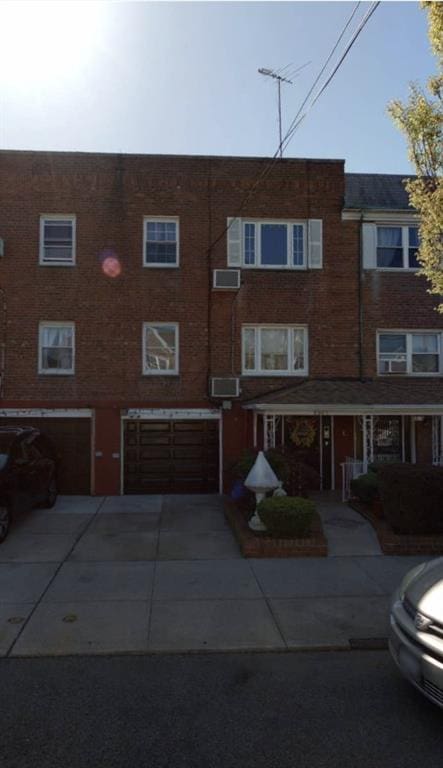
[{"x1": 0, "y1": 495, "x2": 429, "y2": 656}]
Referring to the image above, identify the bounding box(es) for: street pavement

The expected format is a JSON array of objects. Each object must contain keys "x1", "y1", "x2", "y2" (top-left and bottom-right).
[
  {"x1": 0, "y1": 494, "x2": 430, "y2": 656},
  {"x1": 1, "y1": 651, "x2": 442, "y2": 768}
]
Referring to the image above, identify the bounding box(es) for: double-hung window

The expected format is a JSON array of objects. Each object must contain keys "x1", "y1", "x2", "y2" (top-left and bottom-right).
[
  {"x1": 376, "y1": 226, "x2": 420, "y2": 269},
  {"x1": 243, "y1": 221, "x2": 306, "y2": 269},
  {"x1": 143, "y1": 218, "x2": 179, "y2": 267},
  {"x1": 39, "y1": 322, "x2": 75, "y2": 375},
  {"x1": 143, "y1": 323, "x2": 179, "y2": 375},
  {"x1": 242, "y1": 326, "x2": 308, "y2": 376},
  {"x1": 378, "y1": 331, "x2": 442, "y2": 375},
  {"x1": 39, "y1": 215, "x2": 76, "y2": 266}
]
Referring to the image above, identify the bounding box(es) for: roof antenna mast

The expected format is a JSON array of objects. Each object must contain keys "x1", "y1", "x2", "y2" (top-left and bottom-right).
[{"x1": 258, "y1": 62, "x2": 309, "y2": 158}]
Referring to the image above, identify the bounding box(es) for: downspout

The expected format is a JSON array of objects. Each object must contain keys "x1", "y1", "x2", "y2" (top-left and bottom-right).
[
  {"x1": 207, "y1": 161, "x2": 213, "y2": 399},
  {"x1": 0, "y1": 287, "x2": 7, "y2": 399},
  {"x1": 358, "y1": 213, "x2": 364, "y2": 380}
]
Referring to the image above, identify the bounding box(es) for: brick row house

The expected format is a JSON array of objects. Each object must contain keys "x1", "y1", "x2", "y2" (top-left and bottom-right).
[{"x1": 0, "y1": 150, "x2": 441, "y2": 496}]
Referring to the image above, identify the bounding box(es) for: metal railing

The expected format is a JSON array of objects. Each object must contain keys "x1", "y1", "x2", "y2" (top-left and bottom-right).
[{"x1": 341, "y1": 457, "x2": 367, "y2": 502}]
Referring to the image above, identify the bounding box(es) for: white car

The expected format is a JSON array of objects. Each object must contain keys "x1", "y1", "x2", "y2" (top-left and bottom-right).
[{"x1": 389, "y1": 557, "x2": 443, "y2": 708}]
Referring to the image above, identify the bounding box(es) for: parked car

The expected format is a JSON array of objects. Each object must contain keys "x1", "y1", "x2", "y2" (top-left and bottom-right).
[
  {"x1": 0, "y1": 426, "x2": 58, "y2": 542},
  {"x1": 389, "y1": 557, "x2": 443, "y2": 709}
]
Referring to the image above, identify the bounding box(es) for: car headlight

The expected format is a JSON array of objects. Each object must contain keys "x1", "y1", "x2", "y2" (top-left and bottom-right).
[{"x1": 399, "y1": 563, "x2": 427, "y2": 602}]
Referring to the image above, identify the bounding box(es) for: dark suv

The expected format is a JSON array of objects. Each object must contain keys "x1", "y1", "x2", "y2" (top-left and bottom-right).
[{"x1": 0, "y1": 427, "x2": 58, "y2": 542}]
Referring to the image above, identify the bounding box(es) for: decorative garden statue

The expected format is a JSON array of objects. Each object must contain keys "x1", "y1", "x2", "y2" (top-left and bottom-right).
[{"x1": 244, "y1": 451, "x2": 280, "y2": 531}]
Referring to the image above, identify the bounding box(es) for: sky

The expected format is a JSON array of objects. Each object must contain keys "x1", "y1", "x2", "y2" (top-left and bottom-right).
[{"x1": 0, "y1": 0, "x2": 437, "y2": 173}]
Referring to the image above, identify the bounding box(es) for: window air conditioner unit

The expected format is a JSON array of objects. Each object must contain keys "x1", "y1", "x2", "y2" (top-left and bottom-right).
[
  {"x1": 213, "y1": 269, "x2": 241, "y2": 290},
  {"x1": 211, "y1": 378, "x2": 240, "y2": 398}
]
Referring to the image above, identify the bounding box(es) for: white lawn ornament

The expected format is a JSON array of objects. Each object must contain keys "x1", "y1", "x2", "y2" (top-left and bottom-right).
[{"x1": 244, "y1": 451, "x2": 280, "y2": 532}]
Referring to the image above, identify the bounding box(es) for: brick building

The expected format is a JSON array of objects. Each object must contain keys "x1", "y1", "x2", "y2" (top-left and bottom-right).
[{"x1": 0, "y1": 150, "x2": 441, "y2": 496}]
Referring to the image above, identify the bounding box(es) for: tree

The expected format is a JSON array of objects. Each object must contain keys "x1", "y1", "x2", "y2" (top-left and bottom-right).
[{"x1": 388, "y1": 1, "x2": 443, "y2": 312}]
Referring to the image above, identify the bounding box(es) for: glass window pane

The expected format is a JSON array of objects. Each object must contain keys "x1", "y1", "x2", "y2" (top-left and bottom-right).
[
  {"x1": 412, "y1": 334, "x2": 438, "y2": 354},
  {"x1": 379, "y1": 357, "x2": 407, "y2": 374},
  {"x1": 145, "y1": 243, "x2": 177, "y2": 264},
  {"x1": 44, "y1": 223, "x2": 73, "y2": 242},
  {"x1": 145, "y1": 326, "x2": 176, "y2": 371},
  {"x1": 243, "y1": 329, "x2": 255, "y2": 370},
  {"x1": 244, "y1": 223, "x2": 256, "y2": 265},
  {"x1": 377, "y1": 227, "x2": 403, "y2": 268},
  {"x1": 42, "y1": 348, "x2": 72, "y2": 370},
  {"x1": 261, "y1": 224, "x2": 288, "y2": 266},
  {"x1": 412, "y1": 355, "x2": 439, "y2": 373},
  {"x1": 408, "y1": 227, "x2": 419, "y2": 247},
  {"x1": 292, "y1": 225, "x2": 304, "y2": 266},
  {"x1": 377, "y1": 248, "x2": 403, "y2": 268},
  {"x1": 377, "y1": 227, "x2": 402, "y2": 247},
  {"x1": 292, "y1": 329, "x2": 305, "y2": 370},
  {"x1": 379, "y1": 334, "x2": 406, "y2": 353},
  {"x1": 260, "y1": 329, "x2": 288, "y2": 371}
]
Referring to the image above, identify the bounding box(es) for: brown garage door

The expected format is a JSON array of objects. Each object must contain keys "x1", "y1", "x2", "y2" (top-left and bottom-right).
[
  {"x1": 0, "y1": 418, "x2": 91, "y2": 494},
  {"x1": 124, "y1": 420, "x2": 219, "y2": 494}
]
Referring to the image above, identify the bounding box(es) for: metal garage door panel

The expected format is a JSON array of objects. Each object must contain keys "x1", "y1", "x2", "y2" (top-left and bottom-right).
[
  {"x1": 0, "y1": 418, "x2": 91, "y2": 494},
  {"x1": 124, "y1": 419, "x2": 219, "y2": 494}
]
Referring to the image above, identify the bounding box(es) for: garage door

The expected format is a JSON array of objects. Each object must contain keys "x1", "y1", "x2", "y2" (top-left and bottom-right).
[
  {"x1": 0, "y1": 418, "x2": 91, "y2": 494},
  {"x1": 124, "y1": 420, "x2": 219, "y2": 494}
]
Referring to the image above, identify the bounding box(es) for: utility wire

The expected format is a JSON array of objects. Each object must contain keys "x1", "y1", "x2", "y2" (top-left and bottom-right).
[{"x1": 206, "y1": 0, "x2": 379, "y2": 255}]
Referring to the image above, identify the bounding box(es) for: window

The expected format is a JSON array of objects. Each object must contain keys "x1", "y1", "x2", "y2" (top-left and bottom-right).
[
  {"x1": 376, "y1": 226, "x2": 420, "y2": 269},
  {"x1": 378, "y1": 331, "x2": 442, "y2": 375},
  {"x1": 143, "y1": 218, "x2": 179, "y2": 267},
  {"x1": 39, "y1": 215, "x2": 76, "y2": 265},
  {"x1": 143, "y1": 323, "x2": 179, "y2": 375},
  {"x1": 39, "y1": 323, "x2": 75, "y2": 375},
  {"x1": 243, "y1": 221, "x2": 306, "y2": 269},
  {"x1": 242, "y1": 326, "x2": 308, "y2": 376}
]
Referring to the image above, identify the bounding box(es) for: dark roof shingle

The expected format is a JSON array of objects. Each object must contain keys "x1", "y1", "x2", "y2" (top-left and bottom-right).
[{"x1": 344, "y1": 173, "x2": 415, "y2": 211}]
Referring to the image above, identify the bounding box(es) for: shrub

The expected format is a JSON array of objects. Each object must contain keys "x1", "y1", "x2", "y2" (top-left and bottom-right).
[
  {"x1": 377, "y1": 463, "x2": 443, "y2": 535},
  {"x1": 350, "y1": 472, "x2": 379, "y2": 504},
  {"x1": 257, "y1": 496, "x2": 315, "y2": 538}
]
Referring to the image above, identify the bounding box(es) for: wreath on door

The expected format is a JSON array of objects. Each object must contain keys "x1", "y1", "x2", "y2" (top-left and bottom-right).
[{"x1": 289, "y1": 418, "x2": 317, "y2": 448}]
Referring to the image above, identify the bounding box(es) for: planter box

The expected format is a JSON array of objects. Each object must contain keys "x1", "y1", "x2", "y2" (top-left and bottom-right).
[
  {"x1": 350, "y1": 501, "x2": 443, "y2": 556},
  {"x1": 224, "y1": 500, "x2": 327, "y2": 558}
]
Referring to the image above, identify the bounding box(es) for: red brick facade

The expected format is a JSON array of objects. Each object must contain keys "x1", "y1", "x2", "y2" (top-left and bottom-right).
[{"x1": 0, "y1": 150, "x2": 441, "y2": 495}]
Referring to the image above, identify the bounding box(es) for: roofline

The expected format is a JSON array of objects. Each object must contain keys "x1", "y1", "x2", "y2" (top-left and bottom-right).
[
  {"x1": 244, "y1": 404, "x2": 443, "y2": 415},
  {"x1": 345, "y1": 172, "x2": 415, "y2": 179},
  {"x1": 0, "y1": 148, "x2": 345, "y2": 165}
]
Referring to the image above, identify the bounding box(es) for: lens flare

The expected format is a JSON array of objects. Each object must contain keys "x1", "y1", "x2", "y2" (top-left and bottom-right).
[{"x1": 100, "y1": 251, "x2": 122, "y2": 278}]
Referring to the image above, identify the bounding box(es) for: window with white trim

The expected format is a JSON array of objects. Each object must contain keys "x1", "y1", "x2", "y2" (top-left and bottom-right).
[
  {"x1": 39, "y1": 323, "x2": 75, "y2": 374},
  {"x1": 39, "y1": 215, "x2": 76, "y2": 266},
  {"x1": 378, "y1": 331, "x2": 442, "y2": 375},
  {"x1": 242, "y1": 326, "x2": 308, "y2": 376},
  {"x1": 143, "y1": 218, "x2": 179, "y2": 267},
  {"x1": 376, "y1": 225, "x2": 420, "y2": 269},
  {"x1": 242, "y1": 221, "x2": 306, "y2": 268},
  {"x1": 143, "y1": 323, "x2": 179, "y2": 375}
]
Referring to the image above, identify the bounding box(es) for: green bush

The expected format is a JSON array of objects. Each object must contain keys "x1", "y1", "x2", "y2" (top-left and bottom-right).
[
  {"x1": 350, "y1": 472, "x2": 379, "y2": 504},
  {"x1": 257, "y1": 496, "x2": 315, "y2": 538},
  {"x1": 377, "y1": 464, "x2": 443, "y2": 535}
]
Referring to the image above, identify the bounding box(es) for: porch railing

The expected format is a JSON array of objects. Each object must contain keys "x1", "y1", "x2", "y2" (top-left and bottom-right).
[{"x1": 341, "y1": 457, "x2": 367, "y2": 502}]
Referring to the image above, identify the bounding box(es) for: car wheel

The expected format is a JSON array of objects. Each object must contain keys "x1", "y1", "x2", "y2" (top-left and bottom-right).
[
  {"x1": 0, "y1": 504, "x2": 11, "y2": 542},
  {"x1": 43, "y1": 476, "x2": 58, "y2": 509}
]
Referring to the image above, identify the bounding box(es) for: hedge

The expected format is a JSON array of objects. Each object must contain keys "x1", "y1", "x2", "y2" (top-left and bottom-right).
[
  {"x1": 377, "y1": 463, "x2": 443, "y2": 535},
  {"x1": 257, "y1": 496, "x2": 315, "y2": 538},
  {"x1": 350, "y1": 472, "x2": 379, "y2": 504}
]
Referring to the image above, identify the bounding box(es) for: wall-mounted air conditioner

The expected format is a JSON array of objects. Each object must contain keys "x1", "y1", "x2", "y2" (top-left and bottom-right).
[
  {"x1": 211, "y1": 378, "x2": 240, "y2": 398},
  {"x1": 212, "y1": 269, "x2": 241, "y2": 290}
]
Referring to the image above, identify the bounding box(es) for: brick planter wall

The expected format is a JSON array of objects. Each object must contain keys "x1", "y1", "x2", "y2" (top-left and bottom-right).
[{"x1": 350, "y1": 501, "x2": 443, "y2": 556}]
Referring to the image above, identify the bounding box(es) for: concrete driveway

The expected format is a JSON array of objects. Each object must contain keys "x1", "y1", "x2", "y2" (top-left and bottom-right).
[{"x1": 0, "y1": 494, "x2": 428, "y2": 657}]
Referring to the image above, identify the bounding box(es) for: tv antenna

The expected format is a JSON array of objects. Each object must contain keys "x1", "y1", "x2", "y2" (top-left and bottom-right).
[{"x1": 258, "y1": 62, "x2": 310, "y2": 157}]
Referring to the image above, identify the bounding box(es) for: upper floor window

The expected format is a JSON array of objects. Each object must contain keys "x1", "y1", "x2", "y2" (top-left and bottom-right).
[
  {"x1": 378, "y1": 331, "x2": 442, "y2": 375},
  {"x1": 39, "y1": 322, "x2": 75, "y2": 375},
  {"x1": 242, "y1": 325, "x2": 308, "y2": 376},
  {"x1": 376, "y1": 226, "x2": 420, "y2": 269},
  {"x1": 39, "y1": 215, "x2": 76, "y2": 266},
  {"x1": 243, "y1": 221, "x2": 306, "y2": 269},
  {"x1": 143, "y1": 323, "x2": 179, "y2": 375},
  {"x1": 143, "y1": 217, "x2": 179, "y2": 268},
  {"x1": 227, "y1": 217, "x2": 322, "y2": 270}
]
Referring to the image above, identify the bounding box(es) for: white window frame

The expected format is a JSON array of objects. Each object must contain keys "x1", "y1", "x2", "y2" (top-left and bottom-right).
[
  {"x1": 376, "y1": 225, "x2": 420, "y2": 271},
  {"x1": 242, "y1": 220, "x2": 307, "y2": 270},
  {"x1": 377, "y1": 330, "x2": 443, "y2": 377},
  {"x1": 39, "y1": 214, "x2": 76, "y2": 266},
  {"x1": 142, "y1": 322, "x2": 179, "y2": 376},
  {"x1": 38, "y1": 322, "x2": 75, "y2": 375},
  {"x1": 143, "y1": 217, "x2": 179, "y2": 268},
  {"x1": 242, "y1": 325, "x2": 308, "y2": 376}
]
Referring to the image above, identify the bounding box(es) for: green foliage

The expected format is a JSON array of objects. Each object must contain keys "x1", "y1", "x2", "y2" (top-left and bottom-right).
[
  {"x1": 257, "y1": 495, "x2": 315, "y2": 538},
  {"x1": 232, "y1": 449, "x2": 289, "y2": 482},
  {"x1": 388, "y1": 2, "x2": 443, "y2": 312},
  {"x1": 350, "y1": 472, "x2": 379, "y2": 504},
  {"x1": 377, "y1": 463, "x2": 443, "y2": 535}
]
